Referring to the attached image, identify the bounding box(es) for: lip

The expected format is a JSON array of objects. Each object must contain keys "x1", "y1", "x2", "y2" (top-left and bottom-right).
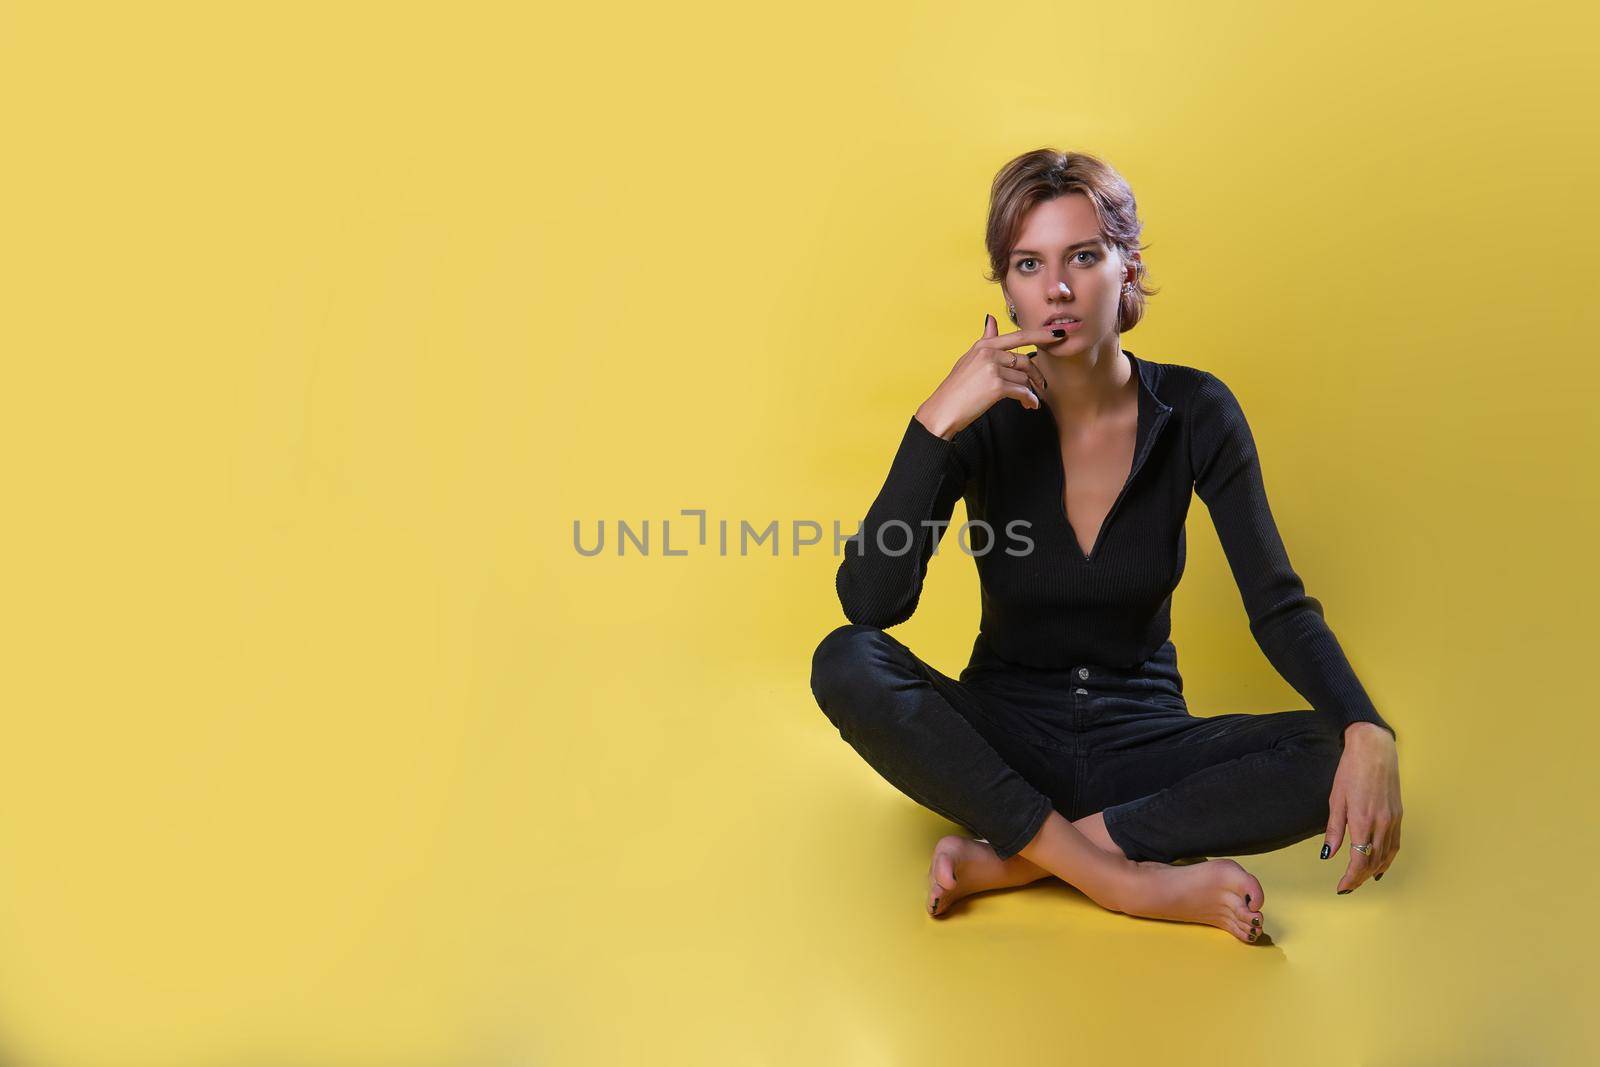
[{"x1": 1046, "y1": 317, "x2": 1085, "y2": 332}]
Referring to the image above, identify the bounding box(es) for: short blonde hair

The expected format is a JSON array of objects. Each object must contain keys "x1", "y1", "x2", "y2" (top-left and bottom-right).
[{"x1": 983, "y1": 149, "x2": 1160, "y2": 333}]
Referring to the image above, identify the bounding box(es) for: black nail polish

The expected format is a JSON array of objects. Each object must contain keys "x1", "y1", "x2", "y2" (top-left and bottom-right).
[
  {"x1": 1252, "y1": 916, "x2": 1261, "y2": 926},
  {"x1": 985, "y1": 314, "x2": 992, "y2": 329},
  {"x1": 1320, "y1": 843, "x2": 1331, "y2": 860},
  {"x1": 1244, "y1": 894, "x2": 1250, "y2": 905},
  {"x1": 1374, "y1": 873, "x2": 1383, "y2": 881},
  {"x1": 1052, "y1": 328, "x2": 1066, "y2": 337},
  {"x1": 1338, "y1": 889, "x2": 1352, "y2": 895}
]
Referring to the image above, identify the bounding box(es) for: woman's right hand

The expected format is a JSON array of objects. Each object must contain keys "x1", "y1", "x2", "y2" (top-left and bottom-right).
[{"x1": 914, "y1": 314, "x2": 1062, "y2": 440}]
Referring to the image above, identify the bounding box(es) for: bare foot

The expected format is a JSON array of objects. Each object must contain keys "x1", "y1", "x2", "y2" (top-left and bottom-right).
[
  {"x1": 926, "y1": 835, "x2": 1049, "y2": 917},
  {"x1": 1109, "y1": 858, "x2": 1268, "y2": 943}
]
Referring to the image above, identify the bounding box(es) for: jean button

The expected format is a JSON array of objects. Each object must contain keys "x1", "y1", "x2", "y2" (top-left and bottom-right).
[
  {"x1": 1075, "y1": 687, "x2": 1088, "y2": 695},
  {"x1": 1077, "y1": 667, "x2": 1089, "y2": 680}
]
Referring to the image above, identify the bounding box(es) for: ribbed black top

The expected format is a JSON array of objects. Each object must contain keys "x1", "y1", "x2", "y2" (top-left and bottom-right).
[{"x1": 834, "y1": 350, "x2": 1395, "y2": 738}]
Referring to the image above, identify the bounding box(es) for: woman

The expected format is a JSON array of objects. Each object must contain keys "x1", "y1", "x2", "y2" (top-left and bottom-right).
[{"x1": 808, "y1": 149, "x2": 1403, "y2": 945}]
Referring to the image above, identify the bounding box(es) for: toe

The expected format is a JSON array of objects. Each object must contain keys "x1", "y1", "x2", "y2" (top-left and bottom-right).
[
  {"x1": 933, "y1": 849, "x2": 958, "y2": 893},
  {"x1": 1242, "y1": 874, "x2": 1266, "y2": 912},
  {"x1": 929, "y1": 837, "x2": 963, "y2": 894},
  {"x1": 1224, "y1": 887, "x2": 1263, "y2": 931}
]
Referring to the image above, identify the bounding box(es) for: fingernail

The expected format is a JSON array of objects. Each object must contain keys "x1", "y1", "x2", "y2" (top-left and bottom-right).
[
  {"x1": 1338, "y1": 889, "x2": 1352, "y2": 895},
  {"x1": 1320, "y1": 843, "x2": 1331, "y2": 860},
  {"x1": 984, "y1": 314, "x2": 992, "y2": 329},
  {"x1": 1052, "y1": 329, "x2": 1066, "y2": 337},
  {"x1": 1252, "y1": 915, "x2": 1261, "y2": 927},
  {"x1": 1374, "y1": 872, "x2": 1383, "y2": 881},
  {"x1": 1244, "y1": 894, "x2": 1250, "y2": 905}
]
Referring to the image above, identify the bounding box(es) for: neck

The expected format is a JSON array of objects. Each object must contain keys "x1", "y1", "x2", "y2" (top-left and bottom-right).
[{"x1": 1038, "y1": 338, "x2": 1134, "y2": 421}]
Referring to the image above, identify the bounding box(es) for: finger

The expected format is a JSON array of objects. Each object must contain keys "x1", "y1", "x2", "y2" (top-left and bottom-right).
[
  {"x1": 1000, "y1": 382, "x2": 1040, "y2": 410},
  {"x1": 1323, "y1": 792, "x2": 1347, "y2": 860},
  {"x1": 1369, "y1": 825, "x2": 1395, "y2": 883},
  {"x1": 982, "y1": 312, "x2": 999, "y2": 340},
  {"x1": 1376, "y1": 818, "x2": 1401, "y2": 880},
  {"x1": 985, "y1": 348, "x2": 1049, "y2": 398},
  {"x1": 1337, "y1": 820, "x2": 1378, "y2": 893},
  {"x1": 990, "y1": 360, "x2": 1040, "y2": 407},
  {"x1": 989, "y1": 348, "x2": 1033, "y2": 374},
  {"x1": 1021, "y1": 353, "x2": 1049, "y2": 395},
  {"x1": 978, "y1": 325, "x2": 1077, "y2": 352},
  {"x1": 1360, "y1": 819, "x2": 1391, "y2": 889}
]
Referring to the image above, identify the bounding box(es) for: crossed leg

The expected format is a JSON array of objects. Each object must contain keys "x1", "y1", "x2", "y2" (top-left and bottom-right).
[
  {"x1": 812, "y1": 624, "x2": 1301, "y2": 943},
  {"x1": 926, "y1": 707, "x2": 1344, "y2": 942}
]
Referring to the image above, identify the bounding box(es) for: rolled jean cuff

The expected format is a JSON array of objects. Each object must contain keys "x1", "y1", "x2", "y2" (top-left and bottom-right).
[
  {"x1": 990, "y1": 794, "x2": 1054, "y2": 862},
  {"x1": 1100, "y1": 796, "x2": 1169, "y2": 864}
]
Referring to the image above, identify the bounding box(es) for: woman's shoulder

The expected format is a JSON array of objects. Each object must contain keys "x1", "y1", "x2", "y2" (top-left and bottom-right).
[
  {"x1": 1137, "y1": 354, "x2": 1245, "y2": 420},
  {"x1": 1135, "y1": 353, "x2": 1222, "y2": 398}
]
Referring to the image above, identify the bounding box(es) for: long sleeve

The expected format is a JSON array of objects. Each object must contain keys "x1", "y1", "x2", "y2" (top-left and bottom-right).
[
  {"x1": 1190, "y1": 372, "x2": 1395, "y2": 739},
  {"x1": 835, "y1": 412, "x2": 983, "y2": 629}
]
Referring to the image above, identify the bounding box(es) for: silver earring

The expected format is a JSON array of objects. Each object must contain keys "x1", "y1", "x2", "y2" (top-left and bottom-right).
[{"x1": 1008, "y1": 303, "x2": 1017, "y2": 323}]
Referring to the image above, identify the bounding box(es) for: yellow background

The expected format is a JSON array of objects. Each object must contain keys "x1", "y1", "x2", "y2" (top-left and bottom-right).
[{"x1": 3, "y1": 1, "x2": 1597, "y2": 1064}]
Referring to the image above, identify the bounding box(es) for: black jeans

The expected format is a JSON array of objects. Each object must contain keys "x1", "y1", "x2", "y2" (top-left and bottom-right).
[{"x1": 809, "y1": 623, "x2": 1345, "y2": 864}]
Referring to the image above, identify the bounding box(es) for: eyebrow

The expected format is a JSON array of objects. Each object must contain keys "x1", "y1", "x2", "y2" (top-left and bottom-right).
[{"x1": 1011, "y1": 239, "x2": 1103, "y2": 258}]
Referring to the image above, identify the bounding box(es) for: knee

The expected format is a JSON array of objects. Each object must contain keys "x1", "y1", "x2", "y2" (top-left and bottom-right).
[{"x1": 809, "y1": 623, "x2": 895, "y2": 722}]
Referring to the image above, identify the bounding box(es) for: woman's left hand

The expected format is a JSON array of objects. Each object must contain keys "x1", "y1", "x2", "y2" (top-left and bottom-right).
[{"x1": 1324, "y1": 721, "x2": 1402, "y2": 892}]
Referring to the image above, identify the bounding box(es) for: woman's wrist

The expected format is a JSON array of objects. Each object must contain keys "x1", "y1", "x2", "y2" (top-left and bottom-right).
[
  {"x1": 914, "y1": 400, "x2": 961, "y2": 441},
  {"x1": 1344, "y1": 721, "x2": 1394, "y2": 746}
]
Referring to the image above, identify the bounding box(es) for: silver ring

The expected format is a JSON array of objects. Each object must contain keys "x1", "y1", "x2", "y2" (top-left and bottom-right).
[
  {"x1": 1351, "y1": 842, "x2": 1372, "y2": 856},
  {"x1": 1008, "y1": 352, "x2": 1017, "y2": 368}
]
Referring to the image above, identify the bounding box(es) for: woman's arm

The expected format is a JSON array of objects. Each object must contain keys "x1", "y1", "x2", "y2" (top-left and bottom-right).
[
  {"x1": 834, "y1": 411, "x2": 985, "y2": 629},
  {"x1": 1189, "y1": 370, "x2": 1396, "y2": 740}
]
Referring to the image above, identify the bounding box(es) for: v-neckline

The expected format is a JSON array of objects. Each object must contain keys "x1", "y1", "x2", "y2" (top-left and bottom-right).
[{"x1": 1038, "y1": 350, "x2": 1171, "y2": 565}]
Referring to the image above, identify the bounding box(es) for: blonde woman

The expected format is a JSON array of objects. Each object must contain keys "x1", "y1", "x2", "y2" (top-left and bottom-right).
[{"x1": 810, "y1": 149, "x2": 1403, "y2": 944}]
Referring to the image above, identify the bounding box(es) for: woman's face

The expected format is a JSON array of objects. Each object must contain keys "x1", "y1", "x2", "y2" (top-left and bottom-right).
[{"x1": 1002, "y1": 193, "x2": 1135, "y2": 353}]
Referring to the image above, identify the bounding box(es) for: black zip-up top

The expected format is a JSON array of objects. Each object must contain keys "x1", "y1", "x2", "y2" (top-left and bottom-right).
[{"x1": 834, "y1": 349, "x2": 1395, "y2": 738}]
